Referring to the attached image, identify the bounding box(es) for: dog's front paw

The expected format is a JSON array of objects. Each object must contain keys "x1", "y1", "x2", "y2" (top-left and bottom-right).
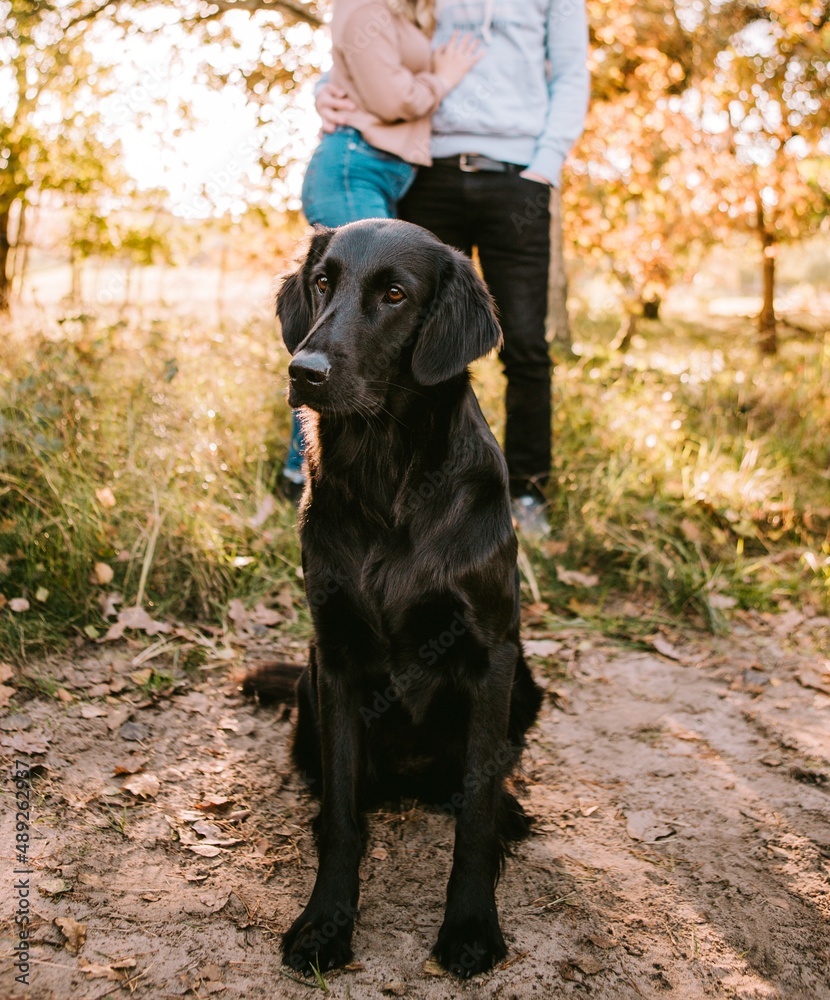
[
  {"x1": 282, "y1": 905, "x2": 355, "y2": 975},
  {"x1": 433, "y1": 911, "x2": 507, "y2": 978}
]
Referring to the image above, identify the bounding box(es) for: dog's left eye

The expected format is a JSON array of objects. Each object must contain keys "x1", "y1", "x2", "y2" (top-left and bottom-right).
[
  {"x1": 385, "y1": 285, "x2": 406, "y2": 305},
  {"x1": 315, "y1": 275, "x2": 328, "y2": 294}
]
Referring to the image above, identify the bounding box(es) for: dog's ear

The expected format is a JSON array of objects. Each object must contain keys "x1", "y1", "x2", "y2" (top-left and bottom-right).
[
  {"x1": 411, "y1": 251, "x2": 502, "y2": 385},
  {"x1": 276, "y1": 226, "x2": 335, "y2": 354}
]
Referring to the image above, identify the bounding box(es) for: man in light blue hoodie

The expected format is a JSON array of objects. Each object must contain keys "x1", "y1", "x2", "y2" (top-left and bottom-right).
[{"x1": 316, "y1": 0, "x2": 590, "y2": 536}]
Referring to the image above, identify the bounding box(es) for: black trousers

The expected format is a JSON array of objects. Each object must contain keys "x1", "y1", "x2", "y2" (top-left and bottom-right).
[{"x1": 400, "y1": 165, "x2": 552, "y2": 498}]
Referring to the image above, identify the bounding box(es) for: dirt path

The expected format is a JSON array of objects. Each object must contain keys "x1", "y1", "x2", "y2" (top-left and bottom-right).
[{"x1": 2, "y1": 613, "x2": 829, "y2": 999}]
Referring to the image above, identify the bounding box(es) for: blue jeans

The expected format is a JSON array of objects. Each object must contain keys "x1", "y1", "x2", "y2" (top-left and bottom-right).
[{"x1": 283, "y1": 128, "x2": 417, "y2": 483}]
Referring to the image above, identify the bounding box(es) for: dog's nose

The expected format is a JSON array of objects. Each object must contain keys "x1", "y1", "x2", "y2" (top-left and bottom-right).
[{"x1": 289, "y1": 351, "x2": 331, "y2": 390}]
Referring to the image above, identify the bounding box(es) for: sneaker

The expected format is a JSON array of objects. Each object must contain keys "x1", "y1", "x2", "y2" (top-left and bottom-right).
[{"x1": 511, "y1": 494, "x2": 551, "y2": 540}]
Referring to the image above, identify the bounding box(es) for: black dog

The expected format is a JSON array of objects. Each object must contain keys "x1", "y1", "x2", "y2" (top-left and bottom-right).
[{"x1": 267, "y1": 219, "x2": 542, "y2": 978}]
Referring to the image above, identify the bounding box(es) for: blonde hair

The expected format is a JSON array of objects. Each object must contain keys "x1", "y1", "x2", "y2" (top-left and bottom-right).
[{"x1": 386, "y1": 0, "x2": 436, "y2": 37}]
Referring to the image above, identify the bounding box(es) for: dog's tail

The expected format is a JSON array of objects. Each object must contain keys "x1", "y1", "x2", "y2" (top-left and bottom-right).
[{"x1": 241, "y1": 661, "x2": 304, "y2": 705}]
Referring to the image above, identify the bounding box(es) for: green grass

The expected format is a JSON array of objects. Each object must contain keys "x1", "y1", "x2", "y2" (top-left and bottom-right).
[{"x1": 0, "y1": 306, "x2": 827, "y2": 660}]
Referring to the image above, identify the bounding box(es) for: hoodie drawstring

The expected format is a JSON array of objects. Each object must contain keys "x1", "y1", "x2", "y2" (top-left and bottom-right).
[{"x1": 482, "y1": 0, "x2": 496, "y2": 43}]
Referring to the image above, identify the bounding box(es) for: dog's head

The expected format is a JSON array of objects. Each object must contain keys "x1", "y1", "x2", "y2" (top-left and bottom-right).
[{"x1": 277, "y1": 219, "x2": 502, "y2": 413}]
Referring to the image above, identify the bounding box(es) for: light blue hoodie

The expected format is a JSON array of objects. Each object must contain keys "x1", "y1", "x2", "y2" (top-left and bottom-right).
[{"x1": 430, "y1": 0, "x2": 590, "y2": 186}]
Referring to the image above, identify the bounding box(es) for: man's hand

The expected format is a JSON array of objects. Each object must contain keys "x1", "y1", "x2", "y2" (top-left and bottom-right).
[
  {"x1": 316, "y1": 84, "x2": 358, "y2": 133},
  {"x1": 519, "y1": 170, "x2": 550, "y2": 186}
]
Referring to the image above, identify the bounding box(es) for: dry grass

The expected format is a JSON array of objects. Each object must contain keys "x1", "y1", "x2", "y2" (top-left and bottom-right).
[{"x1": 1, "y1": 301, "x2": 827, "y2": 659}]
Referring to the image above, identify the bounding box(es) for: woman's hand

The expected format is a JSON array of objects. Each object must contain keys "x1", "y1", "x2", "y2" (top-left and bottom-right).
[
  {"x1": 316, "y1": 84, "x2": 358, "y2": 133},
  {"x1": 432, "y1": 33, "x2": 484, "y2": 91}
]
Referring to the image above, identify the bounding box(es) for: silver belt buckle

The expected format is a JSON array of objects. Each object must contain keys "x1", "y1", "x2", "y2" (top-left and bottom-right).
[{"x1": 458, "y1": 153, "x2": 479, "y2": 172}]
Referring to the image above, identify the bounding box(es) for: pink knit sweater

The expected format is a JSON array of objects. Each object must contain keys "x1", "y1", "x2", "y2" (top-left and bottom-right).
[{"x1": 329, "y1": 0, "x2": 448, "y2": 167}]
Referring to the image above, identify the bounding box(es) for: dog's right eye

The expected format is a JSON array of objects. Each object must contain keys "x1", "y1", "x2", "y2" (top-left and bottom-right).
[{"x1": 315, "y1": 276, "x2": 328, "y2": 294}]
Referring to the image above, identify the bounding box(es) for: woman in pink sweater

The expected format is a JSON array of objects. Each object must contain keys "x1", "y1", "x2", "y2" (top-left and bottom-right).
[
  {"x1": 300, "y1": 0, "x2": 480, "y2": 225},
  {"x1": 283, "y1": 1, "x2": 480, "y2": 497}
]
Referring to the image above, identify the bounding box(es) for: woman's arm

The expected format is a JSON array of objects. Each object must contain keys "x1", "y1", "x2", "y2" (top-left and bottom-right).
[{"x1": 341, "y1": 4, "x2": 480, "y2": 123}]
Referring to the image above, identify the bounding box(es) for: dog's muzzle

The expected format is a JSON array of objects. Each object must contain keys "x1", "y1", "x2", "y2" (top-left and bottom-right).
[{"x1": 289, "y1": 350, "x2": 331, "y2": 406}]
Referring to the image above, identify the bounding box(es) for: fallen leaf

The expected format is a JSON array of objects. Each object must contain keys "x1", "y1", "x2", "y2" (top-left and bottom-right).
[
  {"x1": 54, "y1": 916, "x2": 87, "y2": 954},
  {"x1": 92, "y1": 562, "x2": 114, "y2": 585},
  {"x1": 250, "y1": 603, "x2": 282, "y2": 626},
  {"x1": 119, "y1": 721, "x2": 149, "y2": 742},
  {"x1": 0, "y1": 662, "x2": 13, "y2": 683},
  {"x1": 797, "y1": 668, "x2": 830, "y2": 696},
  {"x1": 122, "y1": 772, "x2": 160, "y2": 799},
  {"x1": 106, "y1": 706, "x2": 133, "y2": 731},
  {"x1": 187, "y1": 844, "x2": 223, "y2": 857},
  {"x1": 195, "y1": 890, "x2": 231, "y2": 914},
  {"x1": 650, "y1": 635, "x2": 683, "y2": 661},
  {"x1": 541, "y1": 539, "x2": 569, "y2": 557},
  {"x1": 556, "y1": 566, "x2": 600, "y2": 588},
  {"x1": 35, "y1": 586, "x2": 49, "y2": 603},
  {"x1": 78, "y1": 961, "x2": 120, "y2": 980},
  {"x1": 117, "y1": 606, "x2": 172, "y2": 636},
  {"x1": 98, "y1": 591, "x2": 123, "y2": 619},
  {"x1": 228, "y1": 599, "x2": 249, "y2": 629},
  {"x1": 80, "y1": 704, "x2": 108, "y2": 719},
  {"x1": 199, "y1": 962, "x2": 224, "y2": 982},
  {"x1": 9, "y1": 598, "x2": 30, "y2": 612},
  {"x1": 179, "y1": 692, "x2": 210, "y2": 714},
  {"x1": 574, "y1": 955, "x2": 605, "y2": 975},
  {"x1": 370, "y1": 846, "x2": 389, "y2": 861},
  {"x1": 708, "y1": 593, "x2": 737, "y2": 610},
  {"x1": 196, "y1": 795, "x2": 232, "y2": 813},
  {"x1": 624, "y1": 809, "x2": 676, "y2": 844},
  {"x1": 95, "y1": 486, "x2": 117, "y2": 508},
  {"x1": 422, "y1": 957, "x2": 447, "y2": 977},
  {"x1": 524, "y1": 639, "x2": 563, "y2": 658},
  {"x1": 680, "y1": 518, "x2": 702, "y2": 543},
  {"x1": 381, "y1": 982, "x2": 407, "y2": 996},
  {"x1": 0, "y1": 684, "x2": 15, "y2": 708},
  {"x1": 39, "y1": 878, "x2": 71, "y2": 897},
  {"x1": 584, "y1": 931, "x2": 616, "y2": 949},
  {"x1": 113, "y1": 757, "x2": 148, "y2": 776},
  {"x1": 1, "y1": 732, "x2": 50, "y2": 754},
  {"x1": 0, "y1": 712, "x2": 31, "y2": 731},
  {"x1": 193, "y1": 819, "x2": 224, "y2": 840}
]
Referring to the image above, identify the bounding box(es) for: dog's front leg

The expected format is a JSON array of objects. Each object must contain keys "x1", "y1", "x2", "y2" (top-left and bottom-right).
[
  {"x1": 282, "y1": 668, "x2": 364, "y2": 974},
  {"x1": 433, "y1": 642, "x2": 516, "y2": 978}
]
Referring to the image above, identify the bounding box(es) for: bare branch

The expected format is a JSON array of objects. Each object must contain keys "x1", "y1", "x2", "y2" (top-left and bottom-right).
[
  {"x1": 201, "y1": 0, "x2": 324, "y2": 26},
  {"x1": 64, "y1": 0, "x2": 125, "y2": 31}
]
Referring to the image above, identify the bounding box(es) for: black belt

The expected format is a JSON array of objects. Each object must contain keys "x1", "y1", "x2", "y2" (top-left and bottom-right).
[{"x1": 432, "y1": 153, "x2": 527, "y2": 173}]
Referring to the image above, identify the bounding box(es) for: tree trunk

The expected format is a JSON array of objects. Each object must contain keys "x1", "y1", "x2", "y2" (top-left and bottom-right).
[
  {"x1": 611, "y1": 304, "x2": 638, "y2": 352},
  {"x1": 70, "y1": 245, "x2": 83, "y2": 305},
  {"x1": 0, "y1": 206, "x2": 12, "y2": 313},
  {"x1": 642, "y1": 295, "x2": 661, "y2": 320},
  {"x1": 547, "y1": 188, "x2": 572, "y2": 351},
  {"x1": 10, "y1": 198, "x2": 30, "y2": 301},
  {"x1": 609, "y1": 271, "x2": 640, "y2": 352},
  {"x1": 757, "y1": 200, "x2": 778, "y2": 356}
]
